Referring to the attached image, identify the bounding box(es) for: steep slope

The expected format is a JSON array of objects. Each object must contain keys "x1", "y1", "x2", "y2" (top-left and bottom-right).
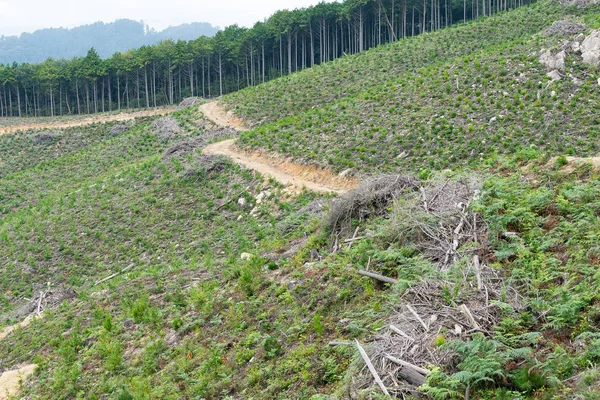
[
  {"x1": 224, "y1": 1, "x2": 600, "y2": 174},
  {"x1": 1, "y1": 1, "x2": 600, "y2": 399}
]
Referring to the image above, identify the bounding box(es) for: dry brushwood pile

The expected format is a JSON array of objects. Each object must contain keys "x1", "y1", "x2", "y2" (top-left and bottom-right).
[
  {"x1": 342, "y1": 177, "x2": 523, "y2": 398},
  {"x1": 177, "y1": 97, "x2": 203, "y2": 110},
  {"x1": 543, "y1": 19, "x2": 586, "y2": 36},
  {"x1": 151, "y1": 117, "x2": 184, "y2": 140},
  {"x1": 327, "y1": 175, "x2": 420, "y2": 236}
]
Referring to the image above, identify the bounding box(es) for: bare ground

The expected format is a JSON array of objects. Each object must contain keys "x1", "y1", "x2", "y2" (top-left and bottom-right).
[
  {"x1": 0, "y1": 315, "x2": 35, "y2": 341},
  {"x1": 0, "y1": 364, "x2": 37, "y2": 400},
  {"x1": 200, "y1": 102, "x2": 358, "y2": 194},
  {"x1": 199, "y1": 102, "x2": 249, "y2": 131},
  {"x1": 204, "y1": 140, "x2": 357, "y2": 194},
  {"x1": 0, "y1": 108, "x2": 174, "y2": 135}
]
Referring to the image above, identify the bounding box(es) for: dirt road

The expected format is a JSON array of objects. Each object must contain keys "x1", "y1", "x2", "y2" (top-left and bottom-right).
[
  {"x1": 0, "y1": 108, "x2": 174, "y2": 135},
  {"x1": 201, "y1": 102, "x2": 357, "y2": 194},
  {"x1": 199, "y1": 102, "x2": 249, "y2": 131}
]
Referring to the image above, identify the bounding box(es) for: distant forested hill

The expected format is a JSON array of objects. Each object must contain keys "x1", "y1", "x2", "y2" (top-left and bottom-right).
[{"x1": 0, "y1": 19, "x2": 219, "y2": 64}]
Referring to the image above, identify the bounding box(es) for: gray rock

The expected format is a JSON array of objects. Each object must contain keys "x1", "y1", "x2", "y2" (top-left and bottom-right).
[
  {"x1": 539, "y1": 50, "x2": 566, "y2": 70},
  {"x1": 547, "y1": 70, "x2": 562, "y2": 82},
  {"x1": 581, "y1": 29, "x2": 600, "y2": 67}
]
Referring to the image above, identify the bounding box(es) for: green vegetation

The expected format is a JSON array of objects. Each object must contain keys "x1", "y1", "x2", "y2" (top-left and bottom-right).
[
  {"x1": 0, "y1": 0, "x2": 534, "y2": 118},
  {"x1": 1, "y1": 0, "x2": 600, "y2": 398},
  {"x1": 227, "y1": 1, "x2": 600, "y2": 173}
]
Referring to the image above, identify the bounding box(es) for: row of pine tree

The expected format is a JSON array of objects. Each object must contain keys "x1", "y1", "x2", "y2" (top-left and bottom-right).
[{"x1": 0, "y1": 0, "x2": 533, "y2": 117}]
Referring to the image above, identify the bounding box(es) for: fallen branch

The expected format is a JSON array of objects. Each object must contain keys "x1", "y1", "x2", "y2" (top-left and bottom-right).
[
  {"x1": 389, "y1": 324, "x2": 414, "y2": 341},
  {"x1": 407, "y1": 304, "x2": 429, "y2": 331},
  {"x1": 328, "y1": 341, "x2": 351, "y2": 346},
  {"x1": 347, "y1": 226, "x2": 361, "y2": 250},
  {"x1": 355, "y1": 340, "x2": 391, "y2": 397},
  {"x1": 344, "y1": 236, "x2": 366, "y2": 243},
  {"x1": 386, "y1": 356, "x2": 430, "y2": 376},
  {"x1": 473, "y1": 255, "x2": 483, "y2": 291},
  {"x1": 458, "y1": 304, "x2": 481, "y2": 330},
  {"x1": 420, "y1": 187, "x2": 429, "y2": 211},
  {"x1": 358, "y1": 270, "x2": 398, "y2": 284},
  {"x1": 36, "y1": 291, "x2": 45, "y2": 316},
  {"x1": 95, "y1": 263, "x2": 135, "y2": 286}
]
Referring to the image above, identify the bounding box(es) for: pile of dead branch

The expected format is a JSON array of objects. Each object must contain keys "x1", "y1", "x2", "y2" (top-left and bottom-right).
[
  {"x1": 348, "y1": 269, "x2": 523, "y2": 398},
  {"x1": 109, "y1": 124, "x2": 131, "y2": 136},
  {"x1": 180, "y1": 155, "x2": 228, "y2": 180},
  {"x1": 543, "y1": 19, "x2": 586, "y2": 37},
  {"x1": 388, "y1": 178, "x2": 485, "y2": 271},
  {"x1": 4, "y1": 285, "x2": 77, "y2": 322},
  {"x1": 151, "y1": 117, "x2": 183, "y2": 140},
  {"x1": 334, "y1": 177, "x2": 526, "y2": 398},
  {"x1": 33, "y1": 131, "x2": 60, "y2": 145},
  {"x1": 327, "y1": 175, "x2": 420, "y2": 234},
  {"x1": 177, "y1": 97, "x2": 203, "y2": 110}
]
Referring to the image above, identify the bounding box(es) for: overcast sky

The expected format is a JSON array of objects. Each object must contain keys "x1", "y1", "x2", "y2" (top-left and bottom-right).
[{"x1": 0, "y1": 0, "x2": 339, "y2": 37}]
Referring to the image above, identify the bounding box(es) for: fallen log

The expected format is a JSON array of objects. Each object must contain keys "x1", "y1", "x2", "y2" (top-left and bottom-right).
[
  {"x1": 358, "y1": 270, "x2": 397, "y2": 284},
  {"x1": 384, "y1": 354, "x2": 429, "y2": 386},
  {"x1": 356, "y1": 340, "x2": 391, "y2": 397}
]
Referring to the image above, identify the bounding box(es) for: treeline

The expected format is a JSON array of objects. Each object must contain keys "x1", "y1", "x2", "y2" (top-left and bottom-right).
[{"x1": 0, "y1": 0, "x2": 533, "y2": 118}]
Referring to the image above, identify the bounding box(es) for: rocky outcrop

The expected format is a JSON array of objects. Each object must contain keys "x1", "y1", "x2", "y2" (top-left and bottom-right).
[
  {"x1": 539, "y1": 50, "x2": 566, "y2": 70},
  {"x1": 580, "y1": 29, "x2": 600, "y2": 67}
]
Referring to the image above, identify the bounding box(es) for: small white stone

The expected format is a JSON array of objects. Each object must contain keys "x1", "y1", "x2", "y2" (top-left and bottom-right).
[
  {"x1": 240, "y1": 253, "x2": 252, "y2": 261},
  {"x1": 237, "y1": 198, "x2": 247, "y2": 207}
]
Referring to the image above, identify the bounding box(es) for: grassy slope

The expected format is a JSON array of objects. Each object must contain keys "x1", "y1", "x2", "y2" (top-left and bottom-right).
[
  {"x1": 0, "y1": 107, "x2": 395, "y2": 399},
  {"x1": 1, "y1": 2, "x2": 600, "y2": 399},
  {"x1": 225, "y1": 1, "x2": 600, "y2": 174}
]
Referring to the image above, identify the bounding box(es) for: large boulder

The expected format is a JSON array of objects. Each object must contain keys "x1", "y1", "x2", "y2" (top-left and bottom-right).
[
  {"x1": 581, "y1": 29, "x2": 600, "y2": 67},
  {"x1": 539, "y1": 50, "x2": 566, "y2": 70}
]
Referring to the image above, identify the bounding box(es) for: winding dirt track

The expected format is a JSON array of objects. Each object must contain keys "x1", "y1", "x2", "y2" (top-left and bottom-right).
[
  {"x1": 0, "y1": 108, "x2": 174, "y2": 135},
  {"x1": 201, "y1": 102, "x2": 357, "y2": 194}
]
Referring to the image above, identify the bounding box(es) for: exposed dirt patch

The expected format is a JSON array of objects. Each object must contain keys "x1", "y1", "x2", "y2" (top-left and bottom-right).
[
  {"x1": 0, "y1": 315, "x2": 35, "y2": 341},
  {"x1": 203, "y1": 140, "x2": 358, "y2": 194},
  {"x1": 0, "y1": 108, "x2": 174, "y2": 135},
  {"x1": 199, "y1": 102, "x2": 249, "y2": 131},
  {"x1": 200, "y1": 102, "x2": 358, "y2": 194},
  {"x1": 548, "y1": 155, "x2": 600, "y2": 172},
  {"x1": 0, "y1": 364, "x2": 37, "y2": 399}
]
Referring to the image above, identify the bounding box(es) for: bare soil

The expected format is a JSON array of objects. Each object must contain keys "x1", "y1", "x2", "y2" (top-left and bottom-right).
[
  {"x1": 0, "y1": 108, "x2": 174, "y2": 135},
  {"x1": 0, "y1": 315, "x2": 35, "y2": 341},
  {"x1": 199, "y1": 102, "x2": 249, "y2": 131},
  {"x1": 204, "y1": 140, "x2": 357, "y2": 194},
  {"x1": 200, "y1": 102, "x2": 358, "y2": 194},
  {"x1": 0, "y1": 364, "x2": 37, "y2": 399}
]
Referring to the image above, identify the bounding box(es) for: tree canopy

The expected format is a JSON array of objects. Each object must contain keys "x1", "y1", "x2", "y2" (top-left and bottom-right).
[{"x1": 0, "y1": 0, "x2": 533, "y2": 118}]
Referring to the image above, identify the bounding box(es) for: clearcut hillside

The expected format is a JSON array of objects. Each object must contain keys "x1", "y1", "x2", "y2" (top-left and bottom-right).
[
  {"x1": 1, "y1": 1, "x2": 600, "y2": 399},
  {"x1": 225, "y1": 1, "x2": 600, "y2": 174}
]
